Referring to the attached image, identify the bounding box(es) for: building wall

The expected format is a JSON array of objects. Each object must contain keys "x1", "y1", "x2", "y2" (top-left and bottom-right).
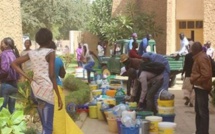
[
  {"x1": 176, "y1": 0, "x2": 203, "y2": 20},
  {"x1": 204, "y1": 0, "x2": 215, "y2": 46},
  {"x1": 0, "y1": 0, "x2": 23, "y2": 51}
]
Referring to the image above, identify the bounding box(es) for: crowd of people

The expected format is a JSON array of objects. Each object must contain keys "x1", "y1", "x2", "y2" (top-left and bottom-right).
[{"x1": 0, "y1": 28, "x2": 82, "y2": 134}]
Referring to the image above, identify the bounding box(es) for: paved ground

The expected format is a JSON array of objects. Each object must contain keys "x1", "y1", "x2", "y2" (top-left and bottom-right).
[{"x1": 81, "y1": 76, "x2": 215, "y2": 134}]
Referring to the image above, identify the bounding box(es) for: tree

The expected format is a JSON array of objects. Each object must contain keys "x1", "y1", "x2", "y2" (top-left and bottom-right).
[{"x1": 21, "y1": 0, "x2": 91, "y2": 39}]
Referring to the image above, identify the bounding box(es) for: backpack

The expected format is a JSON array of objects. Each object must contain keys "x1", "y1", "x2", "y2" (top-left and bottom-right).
[{"x1": 138, "y1": 61, "x2": 165, "y2": 76}]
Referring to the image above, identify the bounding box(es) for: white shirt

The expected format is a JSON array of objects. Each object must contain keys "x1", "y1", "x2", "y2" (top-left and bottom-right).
[
  {"x1": 179, "y1": 37, "x2": 189, "y2": 55},
  {"x1": 206, "y1": 47, "x2": 214, "y2": 59},
  {"x1": 97, "y1": 45, "x2": 104, "y2": 56}
]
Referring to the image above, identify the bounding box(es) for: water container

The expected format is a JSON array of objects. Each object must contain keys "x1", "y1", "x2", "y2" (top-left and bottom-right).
[
  {"x1": 158, "y1": 122, "x2": 176, "y2": 134},
  {"x1": 97, "y1": 102, "x2": 104, "y2": 120},
  {"x1": 107, "y1": 117, "x2": 118, "y2": 133},
  {"x1": 120, "y1": 124, "x2": 139, "y2": 134},
  {"x1": 122, "y1": 111, "x2": 136, "y2": 120},
  {"x1": 145, "y1": 116, "x2": 162, "y2": 134},
  {"x1": 117, "y1": 118, "x2": 122, "y2": 134},
  {"x1": 141, "y1": 120, "x2": 150, "y2": 134},
  {"x1": 106, "y1": 89, "x2": 117, "y2": 97},
  {"x1": 115, "y1": 88, "x2": 125, "y2": 96},
  {"x1": 158, "y1": 106, "x2": 174, "y2": 115},
  {"x1": 89, "y1": 105, "x2": 98, "y2": 119}
]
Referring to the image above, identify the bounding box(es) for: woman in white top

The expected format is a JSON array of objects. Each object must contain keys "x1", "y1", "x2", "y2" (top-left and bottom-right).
[
  {"x1": 20, "y1": 39, "x2": 32, "y2": 73},
  {"x1": 81, "y1": 44, "x2": 98, "y2": 84}
]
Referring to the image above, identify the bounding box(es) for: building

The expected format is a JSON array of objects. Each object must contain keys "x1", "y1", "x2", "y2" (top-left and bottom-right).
[
  {"x1": 0, "y1": 0, "x2": 23, "y2": 51},
  {"x1": 112, "y1": 0, "x2": 215, "y2": 54}
]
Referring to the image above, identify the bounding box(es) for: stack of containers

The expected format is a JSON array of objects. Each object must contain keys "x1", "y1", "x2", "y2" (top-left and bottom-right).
[{"x1": 157, "y1": 90, "x2": 175, "y2": 122}]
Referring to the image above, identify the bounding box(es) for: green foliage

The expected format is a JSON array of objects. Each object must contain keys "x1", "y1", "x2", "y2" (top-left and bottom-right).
[
  {"x1": 0, "y1": 108, "x2": 26, "y2": 134},
  {"x1": 63, "y1": 75, "x2": 90, "y2": 104},
  {"x1": 58, "y1": 54, "x2": 75, "y2": 69},
  {"x1": 23, "y1": 127, "x2": 38, "y2": 134},
  {"x1": 21, "y1": 0, "x2": 91, "y2": 39}
]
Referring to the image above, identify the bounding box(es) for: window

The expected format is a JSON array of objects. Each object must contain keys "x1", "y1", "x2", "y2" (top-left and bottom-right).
[
  {"x1": 179, "y1": 21, "x2": 186, "y2": 29},
  {"x1": 196, "y1": 21, "x2": 203, "y2": 28},
  {"x1": 188, "y1": 21, "x2": 195, "y2": 29}
]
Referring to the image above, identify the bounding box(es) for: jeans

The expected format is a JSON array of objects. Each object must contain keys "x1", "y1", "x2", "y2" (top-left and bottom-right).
[
  {"x1": 77, "y1": 61, "x2": 83, "y2": 67},
  {"x1": 154, "y1": 72, "x2": 169, "y2": 106},
  {"x1": 194, "y1": 87, "x2": 209, "y2": 134},
  {"x1": 0, "y1": 82, "x2": 17, "y2": 114},
  {"x1": 146, "y1": 78, "x2": 163, "y2": 114},
  {"x1": 37, "y1": 100, "x2": 54, "y2": 134},
  {"x1": 84, "y1": 61, "x2": 95, "y2": 83}
]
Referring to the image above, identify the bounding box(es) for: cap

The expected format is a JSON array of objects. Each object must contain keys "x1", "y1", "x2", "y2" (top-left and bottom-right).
[{"x1": 120, "y1": 54, "x2": 129, "y2": 63}]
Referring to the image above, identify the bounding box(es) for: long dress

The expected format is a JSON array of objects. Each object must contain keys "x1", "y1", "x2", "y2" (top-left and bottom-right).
[{"x1": 53, "y1": 57, "x2": 83, "y2": 134}]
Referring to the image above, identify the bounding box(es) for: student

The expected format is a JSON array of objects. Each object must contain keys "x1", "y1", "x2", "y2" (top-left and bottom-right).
[
  {"x1": 20, "y1": 39, "x2": 32, "y2": 73},
  {"x1": 11, "y1": 28, "x2": 63, "y2": 134},
  {"x1": 49, "y1": 42, "x2": 83, "y2": 134},
  {"x1": 0, "y1": 37, "x2": 19, "y2": 114}
]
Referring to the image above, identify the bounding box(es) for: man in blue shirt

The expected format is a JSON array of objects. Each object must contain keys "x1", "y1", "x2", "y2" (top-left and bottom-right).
[
  {"x1": 138, "y1": 34, "x2": 151, "y2": 55},
  {"x1": 126, "y1": 33, "x2": 137, "y2": 54},
  {"x1": 142, "y1": 52, "x2": 170, "y2": 105}
]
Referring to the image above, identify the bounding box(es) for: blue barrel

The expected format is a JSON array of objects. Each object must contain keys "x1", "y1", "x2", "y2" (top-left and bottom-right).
[
  {"x1": 157, "y1": 114, "x2": 175, "y2": 122},
  {"x1": 120, "y1": 125, "x2": 139, "y2": 134}
]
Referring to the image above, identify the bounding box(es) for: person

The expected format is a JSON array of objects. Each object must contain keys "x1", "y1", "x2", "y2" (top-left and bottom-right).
[
  {"x1": 0, "y1": 37, "x2": 20, "y2": 114},
  {"x1": 127, "y1": 68, "x2": 163, "y2": 113},
  {"x1": 64, "y1": 45, "x2": 70, "y2": 54},
  {"x1": 138, "y1": 34, "x2": 151, "y2": 55},
  {"x1": 76, "y1": 43, "x2": 83, "y2": 67},
  {"x1": 142, "y1": 52, "x2": 170, "y2": 106},
  {"x1": 181, "y1": 41, "x2": 194, "y2": 107},
  {"x1": 11, "y1": 28, "x2": 63, "y2": 134},
  {"x1": 178, "y1": 33, "x2": 189, "y2": 55},
  {"x1": 126, "y1": 33, "x2": 137, "y2": 54},
  {"x1": 49, "y1": 42, "x2": 83, "y2": 134},
  {"x1": 206, "y1": 41, "x2": 214, "y2": 59},
  {"x1": 129, "y1": 41, "x2": 142, "y2": 59},
  {"x1": 81, "y1": 44, "x2": 98, "y2": 84},
  {"x1": 97, "y1": 41, "x2": 104, "y2": 59},
  {"x1": 20, "y1": 39, "x2": 32, "y2": 73},
  {"x1": 190, "y1": 42, "x2": 212, "y2": 134}
]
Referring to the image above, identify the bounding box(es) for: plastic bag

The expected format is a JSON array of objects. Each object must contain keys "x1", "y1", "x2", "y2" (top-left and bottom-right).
[
  {"x1": 112, "y1": 104, "x2": 129, "y2": 117},
  {"x1": 159, "y1": 89, "x2": 175, "y2": 100}
]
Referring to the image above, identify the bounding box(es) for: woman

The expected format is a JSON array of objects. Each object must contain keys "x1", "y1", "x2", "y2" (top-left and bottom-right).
[
  {"x1": 0, "y1": 37, "x2": 19, "y2": 114},
  {"x1": 81, "y1": 44, "x2": 98, "y2": 84},
  {"x1": 49, "y1": 42, "x2": 83, "y2": 134},
  {"x1": 20, "y1": 39, "x2": 32, "y2": 73},
  {"x1": 11, "y1": 28, "x2": 63, "y2": 134},
  {"x1": 76, "y1": 43, "x2": 83, "y2": 67}
]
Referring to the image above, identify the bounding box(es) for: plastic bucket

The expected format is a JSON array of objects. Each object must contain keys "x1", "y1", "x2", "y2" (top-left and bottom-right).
[
  {"x1": 101, "y1": 108, "x2": 111, "y2": 122},
  {"x1": 89, "y1": 105, "x2": 98, "y2": 119},
  {"x1": 89, "y1": 84, "x2": 98, "y2": 91},
  {"x1": 157, "y1": 99, "x2": 174, "y2": 107},
  {"x1": 157, "y1": 114, "x2": 175, "y2": 122},
  {"x1": 145, "y1": 116, "x2": 162, "y2": 134},
  {"x1": 107, "y1": 117, "x2": 118, "y2": 133},
  {"x1": 158, "y1": 122, "x2": 176, "y2": 134},
  {"x1": 136, "y1": 111, "x2": 154, "y2": 119},
  {"x1": 92, "y1": 90, "x2": 102, "y2": 97},
  {"x1": 141, "y1": 120, "x2": 150, "y2": 134},
  {"x1": 120, "y1": 124, "x2": 139, "y2": 134},
  {"x1": 97, "y1": 102, "x2": 104, "y2": 120},
  {"x1": 158, "y1": 106, "x2": 174, "y2": 115},
  {"x1": 103, "y1": 98, "x2": 116, "y2": 106},
  {"x1": 106, "y1": 90, "x2": 117, "y2": 97},
  {"x1": 128, "y1": 102, "x2": 137, "y2": 108},
  {"x1": 115, "y1": 95, "x2": 125, "y2": 105},
  {"x1": 117, "y1": 118, "x2": 122, "y2": 134}
]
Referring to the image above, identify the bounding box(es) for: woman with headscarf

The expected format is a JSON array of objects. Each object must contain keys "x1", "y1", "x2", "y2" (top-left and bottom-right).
[{"x1": 81, "y1": 44, "x2": 98, "y2": 84}]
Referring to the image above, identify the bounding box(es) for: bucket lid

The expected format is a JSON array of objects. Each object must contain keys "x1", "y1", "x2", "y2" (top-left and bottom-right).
[
  {"x1": 158, "y1": 122, "x2": 176, "y2": 128},
  {"x1": 145, "y1": 116, "x2": 162, "y2": 121}
]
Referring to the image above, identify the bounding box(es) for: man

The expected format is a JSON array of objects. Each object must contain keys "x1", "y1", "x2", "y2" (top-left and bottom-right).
[
  {"x1": 206, "y1": 41, "x2": 214, "y2": 59},
  {"x1": 138, "y1": 34, "x2": 151, "y2": 56},
  {"x1": 178, "y1": 33, "x2": 189, "y2": 55},
  {"x1": 190, "y1": 42, "x2": 212, "y2": 134},
  {"x1": 129, "y1": 41, "x2": 142, "y2": 59},
  {"x1": 126, "y1": 33, "x2": 137, "y2": 54},
  {"x1": 142, "y1": 52, "x2": 170, "y2": 106},
  {"x1": 120, "y1": 54, "x2": 143, "y2": 98},
  {"x1": 181, "y1": 41, "x2": 194, "y2": 107},
  {"x1": 127, "y1": 68, "x2": 163, "y2": 113}
]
